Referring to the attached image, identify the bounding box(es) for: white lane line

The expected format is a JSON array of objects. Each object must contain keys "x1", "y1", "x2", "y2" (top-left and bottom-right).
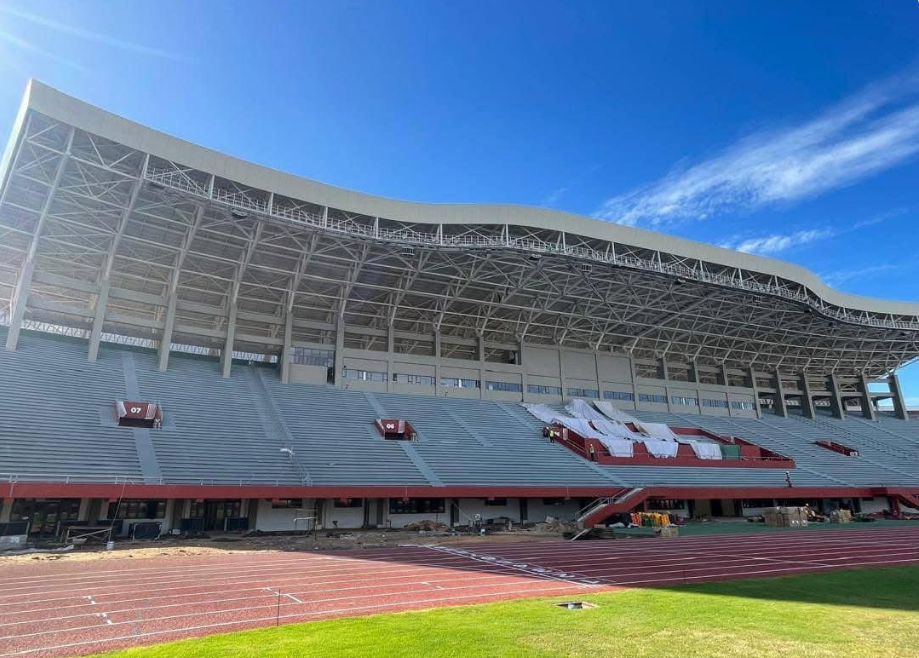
[{"x1": 284, "y1": 593, "x2": 304, "y2": 604}]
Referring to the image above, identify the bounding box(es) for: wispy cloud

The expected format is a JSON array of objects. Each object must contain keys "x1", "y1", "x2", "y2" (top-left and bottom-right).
[
  {"x1": 0, "y1": 29, "x2": 87, "y2": 73},
  {"x1": 541, "y1": 187, "x2": 568, "y2": 206},
  {"x1": 595, "y1": 71, "x2": 919, "y2": 227},
  {"x1": 822, "y1": 262, "x2": 912, "y2": 287},
  {"x1": 720, "y1": 228, "x2": 833, "y2": 256},
  {"x1": 0, "y1": 6, "x2": 192, "y2": 62}
]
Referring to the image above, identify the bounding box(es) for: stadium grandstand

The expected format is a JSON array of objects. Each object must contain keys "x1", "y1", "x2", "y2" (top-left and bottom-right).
[{"x1": 1, "y1": 80, "x2": 917, "y2": 539}]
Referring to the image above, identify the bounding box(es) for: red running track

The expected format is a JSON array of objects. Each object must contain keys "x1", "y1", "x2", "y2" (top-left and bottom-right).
[{"x1": 0, "y1": 526, "x2": 917, "y2": 658}]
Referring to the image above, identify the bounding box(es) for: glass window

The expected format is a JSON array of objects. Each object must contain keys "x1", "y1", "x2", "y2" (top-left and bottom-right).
[
  {"x1": 638, "y1": 393, "x2": 667, "y2": 404},
  {"x1": 567, "y1": 387, "x2": 599, "y2": 398},
  {"x1": 603, "y1": 390, "x2": 634, "y2": 401},
  {"x1": 702, "y1": 398, "x2": 729, "y2": 408},
  {"x1": 671, "y1": 395, "x2": 698, "y2": 406},
  {"x1": 107, "y1": 500, "x2": 166, "y2": 519},
  {"x1": 290, "y1": 347, "x2": 334, "y2": 367},
  {"x1": 270, "y1": 499, "x2": 304, "y2": 509},
  {"x1": 393, "y1": 373, "x2": 435, "y2": 386},
  {"x1": 486, "y1": 381, "x2": 522, "y2": 392},
  {"x1": 388, "y1": 498, "x2": 445, "y2": 514},
  {"x1": 440, "y1": 377, "x2": 480, "y2": 389},
  {"x1": 527, "y1": 384, "x2": 562, "y2": 395},
  {"x1": 731, "y1": 400, "x2": 754, "y2": 410},
  {"x1": 342, "y1": 368, "x2": 387, "y2": 382}
]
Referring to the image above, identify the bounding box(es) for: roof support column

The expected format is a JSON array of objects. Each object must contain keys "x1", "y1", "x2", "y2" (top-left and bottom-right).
[
  {"x1": 628, "y1": 355, "x2": 640, "y2": 410},
  {"x1": 827, "y1": 374, "x2": 845, "y2": 420},
  {"x1": 332, "y1": 318, "x2": 345, "y2": 387},
  {"x1": 773, "y1": 370, "x2": 788, "y2": 418},
  {"x1": 889, "y1": 372, "x2": 908, "y2": 421},
  {"x1": 88, "y1": 163, "x2": 146, "y2": 362},
  {"x1": 660, "y1": 358, "x2": 672, "y2": 413},
  {"x1": 158, "y1": 294, "x2": 177, "y2": 371},
  {"x1": 799, "y1": 373, "x2": 816, "y2": 419},
  {"x1": 6, "y1": 126, "x2": 75, "y2": 352},
  {"x1": 280, "y1": 311, "x2": 293, "y2": 384},
  {"x1": 477, "y1": 333, "x2": 485, "y2": 400},
  {"x1": 857, "y1": 372, "x2": 876, "y2": 421},
  {"x1": 433, "y1": 332, "x2": 442, "y2": 396},
  {"x1": 386, "y1": 324, "x2": 395, "y2": 392},
  {"x1": 518, "y1": 337, "x2": 528, "y2": 400},
  {"x1": 221, "y1": 303, "x2": 237, "y2": 379},
  {"x1": 747, "y1": 367, "x2": 762, "y2": 418},
  {"x1": 718, "y1": 364, "x2": 729, "y2": 387},
  {"x1": 558, "y1": 347, "x2": 567, "y2": 403}
]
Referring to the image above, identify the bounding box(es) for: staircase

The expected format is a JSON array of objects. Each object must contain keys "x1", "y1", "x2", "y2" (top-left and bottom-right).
[{"x1": 576, "y1": 487, "x2": 648, "y2": 529}]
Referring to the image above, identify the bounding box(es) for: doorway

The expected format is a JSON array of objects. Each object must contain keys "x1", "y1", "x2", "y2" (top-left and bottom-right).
[{"x1": 10, "y1": 499, "x2": 82, "y2": 537}]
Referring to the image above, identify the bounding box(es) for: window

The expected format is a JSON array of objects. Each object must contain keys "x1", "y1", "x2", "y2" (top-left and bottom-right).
[
  {"x1": 270, "y1": 499, "x2": 304, "y2": 509},
  {"x1": 389, "y1": 498, "x2": 445, "y2": 514},
  {"x1": 567, "y1": 387, "x2": 599, "y2": 398},
  {"x1": 639, "y1": 393, "x2": 667, "y2": 404},
  {"x1": 646, "y1": 499, "x2": 685, "y2": 511},
  {"x1": 189, "y1": 500, "x2": 241, "y2": 519},
  {"x1": 333, "y1": 498, "x2": 363, "y2": 508},
  {"x1": 486, "y1": 381, "x2": 522, "y2": 392},
  {"x1": 702, "y1": 398, "x2": 729, "y2": 408},
  {"x1": 342, "y1": 368, "x2": 387, "y2": 382},
  {"x1": 541, "y1": 497, "x2": 566, "y2": 506},
  {"x1": 671, "y1": 395, "x2": 698, "y2": 406},
  {"x1": 731, "y1": 400, "x2": 754, "y2": 410},
  {"x1": 393, "y1": 373, "x2": 435, "y2": 386},
  {"x1": 741, "y1": 499, "x2": 774, "y2": 509},
  {"x1": 440, "y1": 377, "x2": 479, "y2": 389},
  {"x1": 604, "y1": 390, "x2": 634, "y2": 401},
  {"x1": 528, "y1": 384, "x2": 562, "y2": 395},
  {"x1": 484, "y1": 498, "x2": 508, "y2": 506},
  {"x1": 290, "y1": 347, "x2": 334, "y2": 367},
  {"x1": 107, "y1": 500, "x2": 166, "y2": 519}
]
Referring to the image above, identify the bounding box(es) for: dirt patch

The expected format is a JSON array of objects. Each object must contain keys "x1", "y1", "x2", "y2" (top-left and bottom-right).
[{"x1": 0, "y1": 527, "x2": 566, "y2": 565}]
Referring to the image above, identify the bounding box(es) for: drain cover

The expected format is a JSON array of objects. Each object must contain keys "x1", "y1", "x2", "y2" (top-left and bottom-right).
[{"x1": 555, "y1": 601, "x2": 597, "y2": 610}]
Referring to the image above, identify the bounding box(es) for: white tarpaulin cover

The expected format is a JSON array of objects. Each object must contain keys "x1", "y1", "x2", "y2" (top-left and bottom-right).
[
  {"x1": 521, "y1": 403, "x2": 559, "y2": 424},
  {"x1": 595, "y1": 436, "x2": 634, "y2": 458},
  {"x1": 554, "y1": 417, "x2": 634, "y2": 457},
  {"x1": 642, "y1": 439, "x2": 679, "y2": 458},
  {"x1": 635, "y1": 422, "x2": 680, "y2": 442},
  {"x1": 592, "y1": 417, "x2": 648, "y2": 442},
  {"x1": 593, "y1": 401, "x2": 640, "y2": 424},
  {"x1": 565, "y1": 399, "x2": 607, "y2": 422},
  {"x1": 690, "y1": 441, "x2": 723, "y2": 460}
]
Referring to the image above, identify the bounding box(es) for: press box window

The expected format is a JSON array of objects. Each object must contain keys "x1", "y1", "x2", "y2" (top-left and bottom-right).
[
  {"x1": 702, "y1": 398, "x2": 728, "y2": 408},
  {"x1": 342, "y1": 368, "x2": 387, "y2": 382},
  {"x1": 604, "y1": 391, "x2": 634, "y2": 401},
  {"x1": 639, "y1": 393, "x2": 667, "y2": 404},
  {"x1": 290, "y1": 347, "x2": 334, "y2": 367},
  {"x1": 440, "y1": 377, "x2": 479, "y2": 389},
  {"x1": 567, "y1": 388, "x2": 599, "y2": 398},
  {"x1": 393, "y1": 373, "x2": 435, "y2": 386},
  {"x1": 671, "y1": 396, "x2": 698, "y2": 406}
]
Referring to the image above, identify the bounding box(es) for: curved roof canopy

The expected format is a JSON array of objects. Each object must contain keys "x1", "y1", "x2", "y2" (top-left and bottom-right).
[{"x1": 1, "y1": 81, "x2": 917, "y2": 375}]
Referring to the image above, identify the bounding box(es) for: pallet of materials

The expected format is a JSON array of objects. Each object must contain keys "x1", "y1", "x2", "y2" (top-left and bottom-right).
[{"x1": 764, "y1": 506, "x2": 808, "y2": 527}]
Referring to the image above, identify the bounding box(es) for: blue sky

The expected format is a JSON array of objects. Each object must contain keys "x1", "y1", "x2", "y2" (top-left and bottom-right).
[{"x1": 1, "y1": 1, "x2": 918, "y2": 401}]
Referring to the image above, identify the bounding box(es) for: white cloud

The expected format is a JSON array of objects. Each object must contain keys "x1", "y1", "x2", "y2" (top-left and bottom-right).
[
  {"x1": 541, "y1": 187, "x2": 568, "y2": 206},
  {"x1": 0, "y1": 6, "x2": 192, "y2": 62},
  {"x1": 822, "y1": 262, "x2": 910, "y2": 287},
  {"x1": 595, "y1": 72, "x2": 919, "y2": 227},
  {"x1": 720, "y1": 228, "x2": 833, "y2": 256}
]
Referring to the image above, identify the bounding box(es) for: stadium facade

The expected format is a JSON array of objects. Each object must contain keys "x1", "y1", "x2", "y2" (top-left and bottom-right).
[{"x1": 0, "y1": 81, "x2": 917, "y2": 538}]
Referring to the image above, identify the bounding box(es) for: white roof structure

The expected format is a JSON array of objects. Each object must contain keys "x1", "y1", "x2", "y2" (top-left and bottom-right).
[{"x1": 1, "y1": 80, "x2": 918, "y2": 375}]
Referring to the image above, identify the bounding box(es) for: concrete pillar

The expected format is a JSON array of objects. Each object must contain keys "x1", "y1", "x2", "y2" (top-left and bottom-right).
[
  {"x1": 386, "y1": 325, "x2": 395, "y2": 392},
  {"x1": 158, "y1": 294, "x2": 177, "y2": 371},
  {"x1": 518, "y1": 338, "x2": 528, "y2": 398},
  {"x1": 799, "y1": 373, "x2": 816, "y2": 419},
  {"x1": 628, "y1": 355, "x2": 640, "y2": 410},
  {"x1": 889, "y1": 372, "x2": 909, "y2": 421},
  {"x1": 857, "y1": 372, "x2": 877, "y2": 421},
  {"x1": 5, "y1": 259, "x2": 36, "y2": 351},
  {"x1": 280, "y1": 311, "x2": 293, "y2": 384},
  {"x1": 827, "y1": 374, "x2": 845, "y2": 420},
  {"x1": 333, "y1": 320, "x2": 345, "y2": 387},
  {"x1": 221, "y1": 304, "x2": 238, "y2": 378},
  {"x1": 6, "y1": 127, "x2": 74, "y2": 352},
  {"x1": 433, "y1": 332, "x2": 442, "y2": 396},
  {"x1": 773, "y1": 370, "x2": 788, "y2": 417},
  {"x1": 719, "y1": 364, "x2": 730, "y2": 387},
  {"x1": 747, "y1": 367, "x2": 762, "y2": 418},
  {"x1": 660, "y1": 358, "x2": 672, "y2": 412},
  {"x1": 558, "y1": 348, "x2": 568, "y2": 402},
  {"x1": 594, "y1": 352, "x2": 602, "y2": 400},
  {"x1": 477, "y1": 334, "x2": 485, "y2": 400},
  {"x1": 87, "y1": 279, "x2": 111, "y2": 363}
]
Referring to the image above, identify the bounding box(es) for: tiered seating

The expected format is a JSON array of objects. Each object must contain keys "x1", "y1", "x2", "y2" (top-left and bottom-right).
[
  {"x1": 366, "y1": 393, "x2": 617, "y2": 486},
  {"x1": 131, "y1": 352, "x2": 301, "y2": 484},
  {"x1": 262, "y1": 379, "x2": 431, "y2": 485},
  {"x1": 0, "y1": 329, "x2": 143, "y2": 482}
]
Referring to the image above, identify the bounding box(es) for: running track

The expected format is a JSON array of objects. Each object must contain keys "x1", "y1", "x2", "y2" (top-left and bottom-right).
[{"x1": 0, "y1": 526, "x2": 917, "y2": 658}]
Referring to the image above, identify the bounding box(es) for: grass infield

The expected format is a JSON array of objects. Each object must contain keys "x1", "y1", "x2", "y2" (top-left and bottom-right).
[{"x1": 98, "y1": 565, "x2": 919, "y2": 658}]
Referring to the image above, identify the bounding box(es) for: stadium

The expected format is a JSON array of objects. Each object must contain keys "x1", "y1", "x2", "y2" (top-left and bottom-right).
[{"x1": 0, "y1": 81, "x2": 918, "y2": 657}]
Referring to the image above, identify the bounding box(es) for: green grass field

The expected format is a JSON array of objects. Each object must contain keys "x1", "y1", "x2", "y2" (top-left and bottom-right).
[{"x1": 99, "y1": 565, "x2": 919, "y2": 658}]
